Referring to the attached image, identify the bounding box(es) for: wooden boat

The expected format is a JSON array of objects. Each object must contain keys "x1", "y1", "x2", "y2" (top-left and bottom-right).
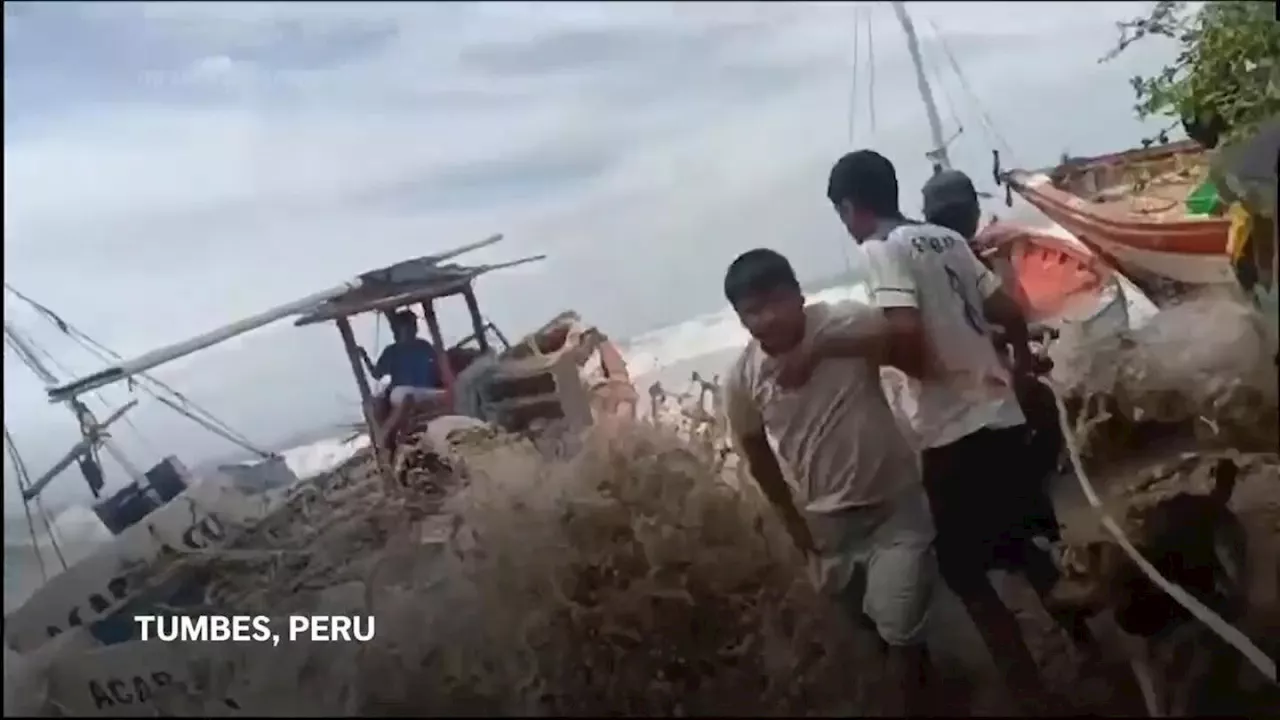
[
  {"x1": 1002, "y1": 140, "x2": 1236, "y2": 288},
  {"x1": 971, "y1": 219, "x2": 1155, "y2": 337}
]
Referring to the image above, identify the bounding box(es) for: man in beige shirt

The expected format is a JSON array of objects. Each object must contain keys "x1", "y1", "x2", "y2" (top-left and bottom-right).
[{"x1": 721, "y1": 248, "x2": 935, "y2": 716}]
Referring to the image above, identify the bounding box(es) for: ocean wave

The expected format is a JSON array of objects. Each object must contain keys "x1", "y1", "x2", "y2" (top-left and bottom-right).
[{"x1": 621, "y1": 281, "x2": 870, "y2": 380}]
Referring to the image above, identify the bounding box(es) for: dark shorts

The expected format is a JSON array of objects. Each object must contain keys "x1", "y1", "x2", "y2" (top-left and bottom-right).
[
  {"x1": 1015, "y1": 379, "x2": 1065, "y2": 486},
  {"x1": 920, "y1": 424, "x2": 1062, "y2": 595}
]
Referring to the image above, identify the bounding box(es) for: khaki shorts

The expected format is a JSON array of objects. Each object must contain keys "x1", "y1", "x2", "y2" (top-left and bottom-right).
[{"x1": 807, "y1": 487, "x2": 937, "y2": 647}]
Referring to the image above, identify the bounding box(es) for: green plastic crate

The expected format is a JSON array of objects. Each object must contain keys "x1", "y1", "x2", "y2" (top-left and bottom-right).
[{"x1": 1185, "y1": 178, "x2": 1222, "y2": 216}]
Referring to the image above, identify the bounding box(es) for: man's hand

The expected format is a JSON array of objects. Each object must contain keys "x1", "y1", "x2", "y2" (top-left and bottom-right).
[
  {"x1": 783, "y1": 511, "x2": 817, "y2": 556},
  {"x1": 738, "y1": 432, "x2": 817, "y2": 558},
  {"x1": 1013, "y1": 346, "x2": 1053, "y2": 378},
  {"x1": 768, "y1": 330, "x2": 829, "y2": 386}
]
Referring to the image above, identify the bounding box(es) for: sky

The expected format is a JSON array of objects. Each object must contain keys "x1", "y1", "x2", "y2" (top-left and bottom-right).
[{"x1": 3, "y1": 0, "x2": 1179, "y2": 511}]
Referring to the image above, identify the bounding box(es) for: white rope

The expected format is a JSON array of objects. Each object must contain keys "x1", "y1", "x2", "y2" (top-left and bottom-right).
[
  {"x1": 1041, "y1": 376, "x2": 1277, "y2": 685},
  {"x1": 6, "y1": 427, "x2": 49, "y2": 582},
  {"x1": 926, "y1": 18, "x2": 1018, "y2": 166},
  {"x1": 847, "y1": 5, "x2": 861, "y2": 145},
  {"x1": 5, "y1": 283, "x2": 268, "y2": 456}
]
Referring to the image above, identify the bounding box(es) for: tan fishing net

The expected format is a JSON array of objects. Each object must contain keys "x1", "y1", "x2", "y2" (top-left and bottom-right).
[
  {"x1": 1048, "y1": 291, "x2": 1278, "y2": 460},
  {"x1": 1044, "y1": 292, "x2": 1278, "y2": 711},
  {"x1": 90, "y1": 425, "x2": 871, "y2": 717}
]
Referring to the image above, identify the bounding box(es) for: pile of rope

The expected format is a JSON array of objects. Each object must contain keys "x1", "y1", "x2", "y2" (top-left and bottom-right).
[
  {"x1": 116, "y1": 422, "x2": 868, "y2": 716},
  {"x1": 1047, "y1": 292, "x2": 1279, "y2": 461},
  {"x1": 1042, "y1": 292, "x2": 1279, "y2": 712}
]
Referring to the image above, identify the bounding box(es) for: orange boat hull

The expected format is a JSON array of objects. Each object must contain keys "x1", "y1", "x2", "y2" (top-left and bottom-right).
[
  {"x1": 1005, "y1": 141, "x2": 1235, "y2": 287},
  {"x1": 973, "y1": 221, "x2": 1126, "y2": 329}
]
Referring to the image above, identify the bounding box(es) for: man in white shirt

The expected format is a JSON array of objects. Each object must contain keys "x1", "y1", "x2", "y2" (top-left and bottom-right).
[
  {"x1": 921, "y1": 169, "x2": 1067, "y2": 509},
  {"x1": 721, "y1": 248, "x2": 935, "y2": 716},
  {"x1": 825, "y1": 150, "x2": 1088, "y2": 711}
]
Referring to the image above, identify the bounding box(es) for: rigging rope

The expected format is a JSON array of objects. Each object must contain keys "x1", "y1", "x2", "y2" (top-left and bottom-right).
[
  {"x1": 4, "y1": 425, "x2": 68, "y2": 573},
  {"x1": 6, "y1": 427, "x2": 49, "y2": 582},
  {"x1": 847, "y1": 5, "x2": 862, "y2": 145},
  {"x1": 927, "y1": 19, "x2": 1018, "y2": 164},
  {"x1": 4, "y1": 284, "x2": 272, "y2": 459},
  {"x1": 3, "y1": 324, "x2": 58, "y2": 385},
  {"x1": 865, "y1": 6, "x2": 877, "y2": 135},
  {"x1": 922, "y1": 36, "x2": 962, "y2": 139},
  {"x1": 835, "y1": 5, "x2": 872, "y2": 283},
  {"x1": 10, "y1": 327, "x2": 150, "y2": 482}
]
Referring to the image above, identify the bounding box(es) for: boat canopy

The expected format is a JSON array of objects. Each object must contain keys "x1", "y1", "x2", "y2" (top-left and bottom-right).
[
  {"x1": 293, "y1": 250, "x2": 543, "y2": 327},
  {"x1": 290, "y1": 237, "x2": 544, "y2": 485}
]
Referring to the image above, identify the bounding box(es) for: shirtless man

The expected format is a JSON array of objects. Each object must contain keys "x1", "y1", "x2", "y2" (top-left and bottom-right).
[
  {"x1": 826, "y1": 150, "x2": 1089, "y2": 711},
  {"x1": 722, "y1": 249, "x2": 935, "y2": 716}
]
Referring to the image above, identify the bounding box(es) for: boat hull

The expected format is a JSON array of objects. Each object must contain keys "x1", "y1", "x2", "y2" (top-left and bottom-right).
[
  {"x1": 1005, "y1": 141, "x2": 1235, "y2": 288},
  {"x1": 973, "y1": 220, "x2": 1153, "y2": 335},
  {"x1": 3, "y1": 477, "x2": 274, "y2": 655}
]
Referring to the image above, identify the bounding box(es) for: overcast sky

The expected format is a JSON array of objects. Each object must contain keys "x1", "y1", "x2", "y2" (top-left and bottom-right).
[{"x1": 3, "y1": 1, "x2": 1176, "y2": 511}]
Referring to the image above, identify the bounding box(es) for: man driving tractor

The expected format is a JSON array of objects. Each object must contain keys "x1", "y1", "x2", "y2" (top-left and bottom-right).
[{"x1": 359, "y1": 310, "x2": 447, "y2": 449}]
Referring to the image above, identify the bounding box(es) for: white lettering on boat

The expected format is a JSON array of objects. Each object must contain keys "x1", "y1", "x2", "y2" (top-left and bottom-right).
[
  {"x1": 6, "y1": 477, "x2": 270, "y2": 655},
  {"x1": 42, "y1": 514, "x2": 228, "y2": 641},
  {"x1": 87, "y1": 671, "x2": 174, "y2": 709}
]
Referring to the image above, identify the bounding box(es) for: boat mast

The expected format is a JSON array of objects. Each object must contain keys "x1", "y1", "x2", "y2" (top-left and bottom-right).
[{"x1": 891, "y1": 1, "x2": 950, "y2": 173}]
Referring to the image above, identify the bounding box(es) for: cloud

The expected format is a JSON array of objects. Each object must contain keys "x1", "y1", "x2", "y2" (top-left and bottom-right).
[{"x1": 3, "y1": 0, "x2": 1177, "y2": 509}]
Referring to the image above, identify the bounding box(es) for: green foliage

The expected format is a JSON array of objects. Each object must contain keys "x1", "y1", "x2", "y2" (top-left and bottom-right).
[{"x1": 1102, "y1": 1, "x2": 1280, "y2": 144}]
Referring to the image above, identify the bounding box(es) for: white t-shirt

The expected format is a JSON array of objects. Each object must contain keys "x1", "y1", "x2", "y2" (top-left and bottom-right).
[
  {"x1": 864, "y1": 221, "x2": 1026, "y2": 449},
  {"x1": 724, "y1": 301, "x2": 920, "y2": 514}
]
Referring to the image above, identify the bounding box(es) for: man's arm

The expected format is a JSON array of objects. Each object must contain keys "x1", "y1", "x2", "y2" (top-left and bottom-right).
[
  {"x1": 864, "y1": 241, "x2": 932, "y2": 378},
  {"x1": 724, "y1": 368, "x2": 815, "y2": 555},
  {"x1": 355, "y1": 346, "x2": 377, "y2": 376},
  {"x1": 368, "y1": 347, "x2": 390, "y2": 380},
  {"x1": 962, "y1": 246, "x2": 1038, "y2": 374},
  {"x1": 809, "y1": 301, "x2": 891, "y2": 366},
  {"x1": 770, "y1": 301, "x2": 889, "y2": 389}
]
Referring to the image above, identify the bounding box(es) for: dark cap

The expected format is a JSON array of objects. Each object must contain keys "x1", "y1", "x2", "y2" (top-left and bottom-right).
[{"x1": 921, "y1": 169, "x2": 979, "y2": 217}]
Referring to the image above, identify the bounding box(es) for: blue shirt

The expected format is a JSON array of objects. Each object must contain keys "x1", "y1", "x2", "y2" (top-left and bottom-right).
[{"x1": 373, "y1": 338, "x2": 441, "y2": 389}]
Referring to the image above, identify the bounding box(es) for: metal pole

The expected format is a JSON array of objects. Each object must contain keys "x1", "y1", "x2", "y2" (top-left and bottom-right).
[
  {"x1": 892, "y1": 1, "x2": 950, "y2": 172},
  {"x1": 21, "y1": 399, "x2": 139, "y2": 501}
]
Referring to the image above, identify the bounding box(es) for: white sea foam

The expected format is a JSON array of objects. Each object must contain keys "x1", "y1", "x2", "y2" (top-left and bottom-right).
[
  {"x1": 622, "y1": 282, "x2": 871, "y2": 380},
  {"x1": 276, "y1": 433, "x2": 371, "y2": 481}
]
